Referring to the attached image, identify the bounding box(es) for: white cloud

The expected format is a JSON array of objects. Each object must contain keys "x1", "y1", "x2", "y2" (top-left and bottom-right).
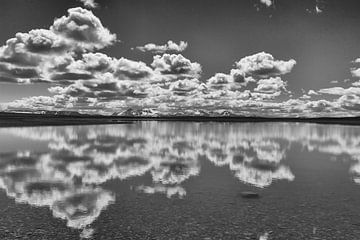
[
  {"x1": 135, "y1": 40, "x2": 188, "y2": 54},
  {"x1": 1, "y1": 6, "x2": 357, "y2": 118},
  {"x1": 308, "y1": 90, "x2": 319, "y2": 95},
  {"x1": 235, "y1": 52, "x2": 296, "y2": 79},
  {"x1": 151, "y1": 54, "x2": 202, "y2": 79},
  {"x1": 338, "y1": 95, "x2": 360, "y2": 111},
  {"x1": 305, "y1": 99, "x2": 336, "y2": 112},
  {"x1": 0, "y1": 7, "x2": 117, "y2": 84},
  {"x1": 319, "y1": 87, "x2": 360, "y2": 96},
  {"x1": 78, "y1": 0, "x2": 98, "y2": 9},
  {"x1": 259, "y1": 0, "x2": 273, "y2": 7},
  {"x1": 51, "y1": 7, "x2": 116, "y2": 51},
  {"x1": 254, "y1": 77, "x2": 287, "y2": 94},
  {"x1": 351, "y1": 68, "x2": 360, "y2": 78},
  {"x1": 315, "y1": 5, "x2": 323, "y2": 14}
]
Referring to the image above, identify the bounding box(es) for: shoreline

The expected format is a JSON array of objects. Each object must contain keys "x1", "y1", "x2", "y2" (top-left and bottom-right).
[{"x1": 0, "y1": 112, "x2": 360, "y2": 127}]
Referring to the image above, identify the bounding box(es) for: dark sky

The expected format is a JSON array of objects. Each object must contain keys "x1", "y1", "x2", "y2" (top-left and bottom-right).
[{"x1": 1, "y1": 0, "x2": 360, "y2": 116}]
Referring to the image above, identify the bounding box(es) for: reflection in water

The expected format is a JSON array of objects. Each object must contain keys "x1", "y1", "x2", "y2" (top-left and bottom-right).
[
  {"x1": 259, "y1": 232, "x2": 269, "y2": 240},
  {"x1": 135, "y1": 184, "x2": 187, "y2": 199},
  {"x1": 0, "y1": 122, "x2": 360, "y2": 237}
]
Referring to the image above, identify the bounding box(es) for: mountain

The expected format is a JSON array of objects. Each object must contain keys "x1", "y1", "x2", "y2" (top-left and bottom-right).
[
  {"x1": 192, "y1": 109, "x2": 210, "y2": 116},
  {"x1": 41, "y1": 110, "x2": 84, "y2": 116},
  {"x1": 113, "y1": 108, "x2": 159, "y2": 117},
  {"x1": 5, "y1": 110, "x2": 86, "y2": 116},
  {"x1": 219, "y1": 110, "x2": 236, "y2": 116}
]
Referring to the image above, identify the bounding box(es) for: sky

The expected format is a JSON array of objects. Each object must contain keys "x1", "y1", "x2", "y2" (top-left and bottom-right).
[{"x1": 1, "y1": 0, "x2": 360, "y2": 116}]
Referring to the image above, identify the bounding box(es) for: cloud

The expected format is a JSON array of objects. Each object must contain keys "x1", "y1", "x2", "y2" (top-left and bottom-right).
[
  {"x1": 197, "y1": 52, "x2": 297, "y2": 109},
  {"x1": 151, "y1": 54, "x2": 202, "y2": 78},
  {"x1": 351, "y1": 68, "x2": 360, "y2": 78},
  {"x1": 259, "y1": 0, "x2": 273, "y2": 7},
  {"x1": 0, "y1": 6, "x2": 354, "y2": 118},
  {"x1": 44, "y1": 53, "x2": 154, "y2": 84},
  {"x1": 308, "y1": 90, "x2": 319, "y2": 95},
  {"x1": 78, "y1": 0, "x2": 98, "y2": 9},
  {"x1": 135, "y1": 40, "x2": 188, "y2": 54},
  {"x1": 315, "y1": 0, "x2": 324, "y2": 14},
  {"x1": 315, "y1": 5, "x2": 323, "y2": 14},
  {"x1": 0, "y1": 63, "x2": 40, "y2": 83},
  {"x1": 50, "y1": 7, "x2": 116, "y2": 51},
  {"x1": 0, "y1": 31, "x2": 55, "y2": 67},
  {"x1": 114, "y1": 58, "x2": 154, "y2": 80},
  {"x1": 205, "y1": 52, "x2": 295, "y2": 97},
  {"x1": 206, "y1": 69, "x2": 250, "y2": 90},
  {"x1": 2, "y1": 54, "x2": 205, "y2": 113},
  {"x1": 5, "y1": 95, "x2": 75, "y2": 111},
  {"x1": 338, "y1": 95, "x2": 360, "y2": 111},
  {"x1": 235, "y1": 52, "x2": 296, "y2": 79},
  {"x1": 305, "y1": 99, "x2": 336, "y2": 112},
  {"x1": 254, "y1": 77, "x2": 288, "y2": 94},
  {"x1": 169, "y1": 78, "x2": 204, "y2": 96},
  {"x1": 207, "y1": 73, "x2": 234, "y2": 89},
  {"x1": 319, "y1": 87, "x2": 360, "y2": 96},
  {"x1": 0, "y1": 7, "x2": 117, "y2": 84}
]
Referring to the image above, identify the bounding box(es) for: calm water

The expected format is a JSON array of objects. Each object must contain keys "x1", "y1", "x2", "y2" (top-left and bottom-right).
[{"x1": 0, "y1": 122, "x2": 360, "y2": 239}]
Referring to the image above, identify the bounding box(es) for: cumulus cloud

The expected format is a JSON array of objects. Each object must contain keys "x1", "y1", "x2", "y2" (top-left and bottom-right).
[
  {"x1": 6, "y1": 95, "x2": 70, "y2": 110},
  {"x1": 308, "y1": 90, "x2": 319, "y2": 95},
  {"x1": 0, "y1": 7, "x2": 117, "y2": 84},
  {"x1": 351, "y1": 68, "x2": 360, "y2": 78},
  {"x1": 315, "y1": 0, "x2": 324, "y2": 14},
  {"x1": 0, "y1": 6, "x2": 355, "y2": 117},
  {"x1": 259, "y1": 0, "x2": 273, "y2": 7},
  {"x1": 254, "y1": 77, "x2": 288, "y2": 94},
  {"x1": 207, "y1": 73, "x2": 232, "y2": 85},
  {"x1": 205, "y1": 52, "x2": 295, "y2": 94},
  {"x1": 305, "y1": 99, "x2": 337, "y2": 113},
  {"x1": 135, "y1": 40, "x2": 188, "y2": 54},
  {"x1": 319, "y1": 87, "x2": 360, "y2": 96},
  {"x1": 338, "y1": 95, "x2": 360, "y2": 111},
  {"x1": 151, "y1": 54, "x2": 202, "y2": 78},
  {"x1": 206, "y1": 69, "x2": 250, "y2": 90},
  {"x1": 0, "y1": 63, "x2": 40, "y2": 83},
  {"x1": 169, "y1": 78, "x2": 204, "y2": 96},
  {"x1": 0, "y1": 6, "x2": 309, "y2": 117},
  {"x1": 78, "y1": 0, "x2": 98, "y2": 9},
  {"x1": 44, "y1": 53, "x2": 154, "y2": 84},
  {"x1": 51, "y1": 7, "x2": 116, "y2": 51},
  {"x1": 315, "y1": 5, "x2": 323, "y2": 14},
  {"x1": 201, "y1": 52, "x2": 296, "y2": 108},
  {"x1": 235, "y1": 52, "x2": 296, "y2": 79}
]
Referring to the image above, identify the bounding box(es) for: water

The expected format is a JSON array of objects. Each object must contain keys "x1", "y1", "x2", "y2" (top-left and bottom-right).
[{"x1": 0, "y1": 122, "x2": 360, "y2": 239}]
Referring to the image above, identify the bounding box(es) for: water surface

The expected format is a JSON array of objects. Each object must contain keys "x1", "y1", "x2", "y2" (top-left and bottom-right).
[{"x1": 0, "y1": 122, "x2": 360, "y2": 239}]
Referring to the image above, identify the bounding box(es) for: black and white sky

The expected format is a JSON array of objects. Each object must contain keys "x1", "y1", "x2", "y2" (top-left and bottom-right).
[{"x1": 1, "y1": 0, "x2": 360, "y2": 116}]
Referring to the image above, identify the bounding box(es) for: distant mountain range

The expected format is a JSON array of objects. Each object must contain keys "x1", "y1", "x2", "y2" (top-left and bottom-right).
[
  {"x1": 1, "y1": 109, "x2": 360, "y2": 123},
  {"x1": 113, "y1": 108, "x2": 243, "y2": 117},
  {"x1": 4, "y1": 110, "x2": 85, "y2": 116},
  {"x1": 1, "y1": 109, "x2": 360, "y2": 127},
  {"x1": 112, "y1": 108, "x2": 160, "y2": 117},
  {"x1": 8, "y1": 108, "x2": 240, "y2": 117}
]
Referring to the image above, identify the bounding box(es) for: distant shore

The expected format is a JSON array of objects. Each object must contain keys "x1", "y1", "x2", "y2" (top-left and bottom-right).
[
  {"x1": 0, "y1": 112, "x2": 360, "y2": 127},
  {"x1": 0, "y1": 112, "x2": 132, "y2": 127}
]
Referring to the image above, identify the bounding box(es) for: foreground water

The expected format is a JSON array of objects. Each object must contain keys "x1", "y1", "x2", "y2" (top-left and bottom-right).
[{"x1": 0, "y1": 122, "x2": 360, "y2": 239}]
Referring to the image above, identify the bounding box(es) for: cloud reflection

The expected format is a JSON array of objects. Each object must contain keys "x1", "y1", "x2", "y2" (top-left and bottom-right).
[{"x1": 1, "y1": 122, "x2": 360, "y2": 235}]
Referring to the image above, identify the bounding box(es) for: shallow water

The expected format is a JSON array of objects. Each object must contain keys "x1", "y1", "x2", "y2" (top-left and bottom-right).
[{"x1": 0, "y1": 122, "x2": 360, "y2": 239}]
